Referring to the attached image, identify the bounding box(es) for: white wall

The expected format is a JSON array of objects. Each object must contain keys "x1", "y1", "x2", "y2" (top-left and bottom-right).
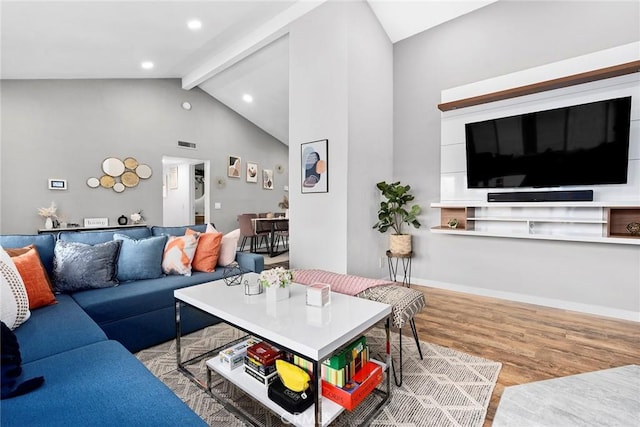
[
  {"x1": 346, "y1": 1, "x2": 394, "y2": 276},
  {"x1": 289, "y1": 2, "x2": 350, "y2": 273},
  {"x1": 288, "y1": 1, "x2": 393, "y2": 276},
  {"x1": 393, "y1": 0, "x2": 640, "y2": 320}
]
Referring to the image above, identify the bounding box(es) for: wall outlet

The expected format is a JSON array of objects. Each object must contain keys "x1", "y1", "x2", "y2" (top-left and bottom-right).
[
  {"x1": 379, "y1": 257, "x2": 384, "y2": 268},
  {"x1": 214, "y1": 202, "x2": 221, "y2": 209}
]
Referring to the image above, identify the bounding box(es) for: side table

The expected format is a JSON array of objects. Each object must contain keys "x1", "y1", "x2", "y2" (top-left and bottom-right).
[{"x1": 386, "y1": 250, "x2": 412, "y2": 287}]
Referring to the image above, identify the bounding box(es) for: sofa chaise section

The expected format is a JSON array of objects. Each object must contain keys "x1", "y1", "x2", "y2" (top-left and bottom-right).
[
  {"x1": 1, "y1": 340, "x2": 207, "y2": 427},
  {"x1": 14, "y1": 294, "x2": 107, "y2": 364}
]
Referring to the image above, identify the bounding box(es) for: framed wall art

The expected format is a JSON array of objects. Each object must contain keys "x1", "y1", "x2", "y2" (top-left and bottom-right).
[
  {"x1": 246, "y1": 161, "x2": 258, "y2": 183},
  {"x1": 168, "y1": 167, "x2": 178, "y2": 189},
  {"x1": 301, "y1": 139, "x2": 328, "y2": 193},
  {"x1": 228, "y1": 155, "x2": 241, "y2": 178},
  {"x1": 263, "y1": 169, "x2": 274, "y2": 190}
]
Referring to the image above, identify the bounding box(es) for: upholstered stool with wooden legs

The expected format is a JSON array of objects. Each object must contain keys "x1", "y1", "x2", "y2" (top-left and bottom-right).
[{"x1": 356, "y1": 285, "x2": 425, "y2": 386}]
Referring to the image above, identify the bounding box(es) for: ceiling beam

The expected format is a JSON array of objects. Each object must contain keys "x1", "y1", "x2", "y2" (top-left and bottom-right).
[{"x1": 181, "y1": 0, "x2": 326, "y2": 90}]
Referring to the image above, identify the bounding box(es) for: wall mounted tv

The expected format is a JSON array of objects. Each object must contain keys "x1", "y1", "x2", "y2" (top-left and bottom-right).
[{"x1": 465, "y1": 96, "x2": 632, "y2": 188}]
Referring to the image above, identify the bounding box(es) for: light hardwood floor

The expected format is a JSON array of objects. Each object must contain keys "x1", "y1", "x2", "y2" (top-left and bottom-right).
[{"x1": 410, "y1": 285, "x2": 640, "y2": 426}]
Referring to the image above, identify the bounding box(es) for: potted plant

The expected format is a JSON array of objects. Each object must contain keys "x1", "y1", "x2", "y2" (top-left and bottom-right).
[
  {"x1": 372, "y1": 181, "x2": 421, "y2": 254},
  {"x1": 259, "y1": 267, "x2": 293, "y2": 302},
  {"x1": 278, "y1": 195, "x2": 289, "y2": 218}
]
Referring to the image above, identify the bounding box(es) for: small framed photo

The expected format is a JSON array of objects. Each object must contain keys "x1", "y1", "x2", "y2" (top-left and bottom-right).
[
  {"x1": 246, "y1": 162, "x2": 258, "y2": 183},
  {"x1": 228, "y1": 155, "x2": 241, "y2": 178},
  {"x1": 48, "y1": 179, "x2": 67, "y2": 190},
  {"x1": 301, "y1": 139, "x2": 328, "y2": 193},
  {"x1": 168, "y1": 167, "x2": 178, "y2": 189},
  {"x1": 263, "y1": 169, "x2": 274, "y2": 190}
]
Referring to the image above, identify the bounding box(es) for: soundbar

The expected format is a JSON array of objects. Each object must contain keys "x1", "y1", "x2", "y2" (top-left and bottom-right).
[{"x1": 487, "y1": 190, "x2": 594, "y2": 203}]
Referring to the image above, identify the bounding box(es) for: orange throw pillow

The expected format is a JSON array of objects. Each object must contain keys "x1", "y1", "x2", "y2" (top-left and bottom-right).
[
  {"x1": 6, "y1": 245, "x2": 57, "y2": 309},
  {"x1": 187, "y1": 225, "x2": 223, "y2": 272}
]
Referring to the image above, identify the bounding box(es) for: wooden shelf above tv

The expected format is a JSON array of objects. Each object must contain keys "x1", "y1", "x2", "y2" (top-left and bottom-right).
[{"x1": 437, "y1": 60, "x2": 640, "y2": 112}]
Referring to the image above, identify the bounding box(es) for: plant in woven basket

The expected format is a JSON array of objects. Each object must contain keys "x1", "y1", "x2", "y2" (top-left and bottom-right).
[{"x1": 373, "y1": 181, "x2": 421, "y2": 254}]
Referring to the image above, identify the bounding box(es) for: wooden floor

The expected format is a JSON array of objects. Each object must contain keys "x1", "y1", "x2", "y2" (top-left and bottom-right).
[
  {"x1": 272, "y1": 261, "x2": 639, "y2": 425},
  {"x1": 410, "y1": 285, "x2": 640, "y2": 426}
]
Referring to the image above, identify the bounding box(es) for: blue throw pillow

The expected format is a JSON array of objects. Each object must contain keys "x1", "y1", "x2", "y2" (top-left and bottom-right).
[
  {"x1": 113, "y1": 233, "x2": 167, "y2": 282},
  {"x1": 52, "y1": 240, "x2": 121, "y2": 293}
]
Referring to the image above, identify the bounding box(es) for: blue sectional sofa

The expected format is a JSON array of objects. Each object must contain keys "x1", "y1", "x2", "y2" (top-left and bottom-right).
[{"x1": 0, "y1": 224, "x2": 264, "y2": 426}]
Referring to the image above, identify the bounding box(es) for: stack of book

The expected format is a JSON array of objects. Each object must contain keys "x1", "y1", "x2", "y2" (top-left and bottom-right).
[
  {"x1": 292, "y1": 336, "x2": 381, "y2": 410},
  {"x1": 244, "y1": 342, "x2": 283, "y2": 386}
]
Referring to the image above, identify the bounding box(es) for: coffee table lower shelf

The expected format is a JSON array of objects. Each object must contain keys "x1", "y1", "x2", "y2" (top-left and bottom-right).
[{"x1": 207, "y1": 357, "x2": 348, "y2": 427}]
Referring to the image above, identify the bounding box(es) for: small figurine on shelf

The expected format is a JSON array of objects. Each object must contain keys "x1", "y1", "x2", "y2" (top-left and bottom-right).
[
  {"x1": 130, "y1": 210, "x2": 144, "y2": 225},
  {"x1": 447, "y1": 218, "x2": 458, "y2": 229},
  {"x1": 626, "y1": 222, "x2": 640, "y2": 236},
  {"x1": 38, "y1": 202, "x2": 58, "y2": 229}
]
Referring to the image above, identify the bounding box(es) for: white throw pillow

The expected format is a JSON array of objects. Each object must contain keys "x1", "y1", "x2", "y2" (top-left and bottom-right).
[
  {"x1": 218, "y1": 228, "x2": 241, "y2": 266},
  {"x1": 0, "y1": 246, "x2": 31, "y2": 330}
]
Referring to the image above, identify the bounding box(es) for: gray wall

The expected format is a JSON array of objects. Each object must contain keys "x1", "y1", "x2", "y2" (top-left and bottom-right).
[
  {"x1": 394, "y1": 1, "x2": 640, "y2": 318},
  {"x1": 0, "y1": 79, "x2": 288, "y2": 234}
]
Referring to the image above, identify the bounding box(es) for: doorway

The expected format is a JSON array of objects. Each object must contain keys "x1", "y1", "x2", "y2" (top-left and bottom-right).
[{"x1": 162, "y1": 155, "x2": 210, "y2": 226}]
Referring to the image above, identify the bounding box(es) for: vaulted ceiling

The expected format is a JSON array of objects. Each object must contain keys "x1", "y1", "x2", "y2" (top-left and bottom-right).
[{"x1": 1, "y1": 0, "x2": 497, "y2": 144}]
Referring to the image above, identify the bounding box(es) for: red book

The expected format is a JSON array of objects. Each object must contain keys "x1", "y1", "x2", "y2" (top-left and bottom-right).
[{"x1": 246, "y1": 342, "x2": 283, "y2": 366}]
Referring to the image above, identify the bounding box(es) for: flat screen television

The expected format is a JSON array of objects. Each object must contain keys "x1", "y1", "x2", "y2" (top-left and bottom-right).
[{"x1": 464, "y1": 96, "x2": 632, "y2": 188}]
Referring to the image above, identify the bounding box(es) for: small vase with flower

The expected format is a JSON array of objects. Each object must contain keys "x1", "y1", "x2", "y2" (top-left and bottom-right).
[{"x1": 259, "y1": 267, "x2": 293, "y2": 302}]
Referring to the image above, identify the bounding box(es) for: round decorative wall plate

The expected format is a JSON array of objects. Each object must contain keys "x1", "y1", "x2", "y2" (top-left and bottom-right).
[
  {"x1": 121, "y1": 171, "x2": 140, "y2": 187},
  {"x1": 124, "y1": 157, "x2": 139, "y2": 170},
  {"x1": 136, "y1": 164, "x2": 152, "y2": 179},
  {"x1": 113, "y1": 182, "x2": 125, "y2": 193},
  {"x1": 99, "y1": 175, "x2": 116, "y2": 188},
  {"x1": 102, "y1": 157, "x2": 125, "y2": 177},
  {"x1": 87, "y1": 177, "x2": 100, "y2": 188}
]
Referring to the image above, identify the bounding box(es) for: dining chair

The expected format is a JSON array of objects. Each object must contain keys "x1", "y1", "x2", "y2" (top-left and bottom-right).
[
  {"x1": 255, "y1": 213, "x2": 272, "y2": 235},
  {"x1": 274, "y1": 219, "x2": 289, "y2": 252},
  {"x1": 237, "y1": 213, "x2": 267, "y2": 252}
]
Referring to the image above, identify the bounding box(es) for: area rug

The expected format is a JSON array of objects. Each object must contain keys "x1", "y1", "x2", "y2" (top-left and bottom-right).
[{"x1": 135, "y1": 324, "x2": 501, "y2": 427}]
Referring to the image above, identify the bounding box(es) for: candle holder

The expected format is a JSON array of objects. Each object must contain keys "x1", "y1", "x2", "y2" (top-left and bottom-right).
[{"x1": 244, "y1": 279, "x2": 263, "y2": 296}]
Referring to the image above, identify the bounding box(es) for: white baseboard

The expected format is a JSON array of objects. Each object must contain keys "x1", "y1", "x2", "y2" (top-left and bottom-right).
[{"x1": 409, "y1": 276, "x2": 640, "y2": 323}]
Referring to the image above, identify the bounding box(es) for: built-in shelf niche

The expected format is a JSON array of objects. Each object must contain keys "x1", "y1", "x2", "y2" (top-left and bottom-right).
[{"x1": 431, "y1": 203, "x2": 640, "y2": 245}]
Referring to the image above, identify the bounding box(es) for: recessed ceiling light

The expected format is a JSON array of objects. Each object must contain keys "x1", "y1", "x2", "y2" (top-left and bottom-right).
[
  {"x1": 187, "y1": 20, "x2": 202, "y2": 30},
  {"x1": 141, "y1": 61, "x2": 154, "y2": 70},
  {"x1": 242, "y1": 94, "x2": 253, "y2": 103}
]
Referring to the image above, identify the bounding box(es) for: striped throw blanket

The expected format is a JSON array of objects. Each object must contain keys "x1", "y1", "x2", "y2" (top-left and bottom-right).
[{"x1": 292, "y1": 269, "x2": 393, "y2": 296}]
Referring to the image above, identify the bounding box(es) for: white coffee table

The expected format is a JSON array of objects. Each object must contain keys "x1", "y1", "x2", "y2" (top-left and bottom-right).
[{"x1": 174, "y1": 272, "x2": 393, "y2": 427}]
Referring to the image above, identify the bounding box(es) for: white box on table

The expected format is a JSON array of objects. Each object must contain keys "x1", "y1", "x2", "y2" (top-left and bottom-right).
[
  {"x1": 219, "y1": 337, "x2": 261, "y2": 370},
  {"x1": 306, "y1": 282, "x2": 331, "y2": 307}
]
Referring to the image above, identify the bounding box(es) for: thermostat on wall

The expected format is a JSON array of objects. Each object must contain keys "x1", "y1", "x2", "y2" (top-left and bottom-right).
[{"x1": 48, "y1": 179, "x2": 67, "y2": 190}]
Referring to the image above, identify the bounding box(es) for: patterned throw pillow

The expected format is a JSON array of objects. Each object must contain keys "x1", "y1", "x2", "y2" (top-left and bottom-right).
[
  {"x1": 6, "y1": 245, "x2": 57, "y2": 309},
  {"x1": 162, "y1": 234, "x2": 200, "y2": 276},
  {"x1": 113, "y1": 233, "x2": 167, "y2": 281},
  {"x1": 187, "y1": 224, "x2": 223, "y2": 273},
  {"x1": 0, "y1": 247, "x2": 31, "y2": 330},
  {"x1": 218, "y1": 228, "x2": 241, "y2": 267},
  {"x1": 52, "y1": 240, "x2": 122, "y2": 293}
]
